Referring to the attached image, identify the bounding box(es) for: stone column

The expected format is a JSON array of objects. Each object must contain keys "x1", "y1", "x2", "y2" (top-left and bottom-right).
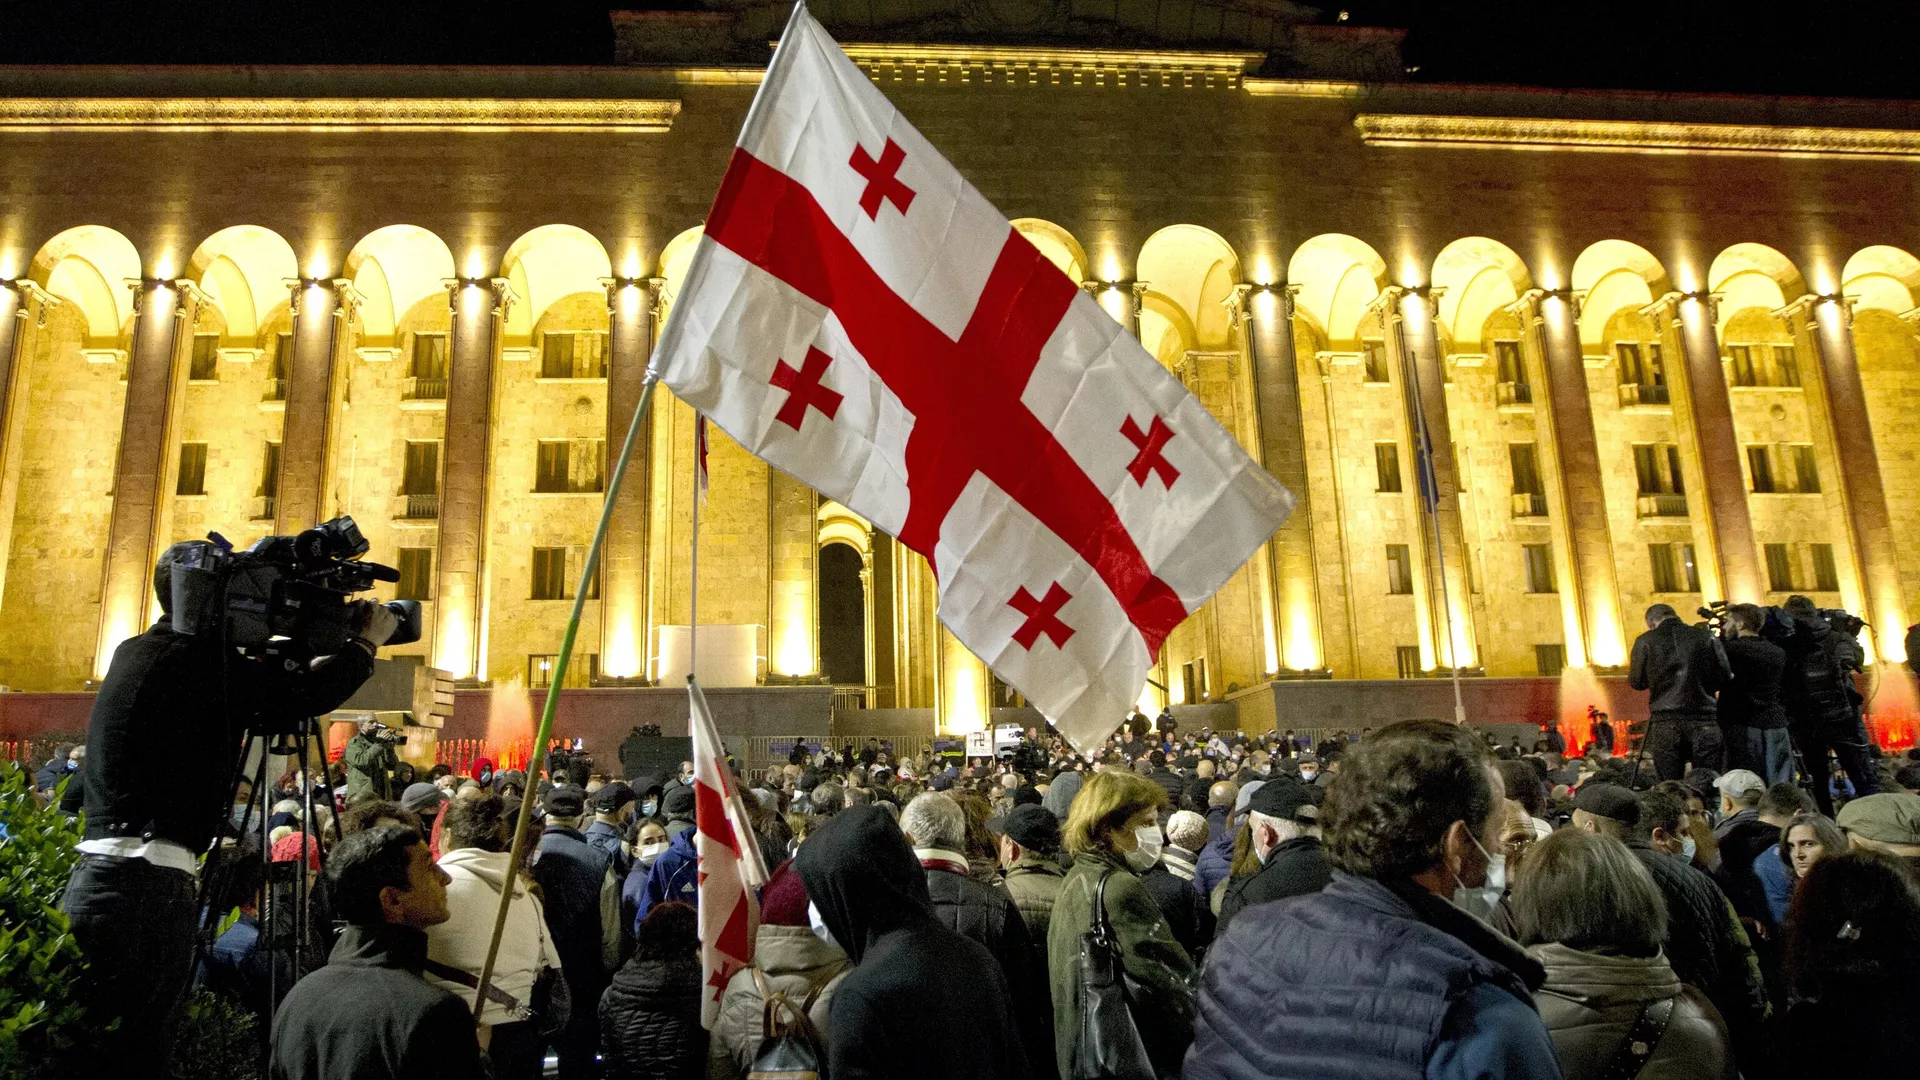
[
  {"x1": 1087, "y1": 280, "x2": 1141, "y2": 338},
  {"x1": 1391, "y1": 286, "x2": 1480, "y2": 672},
  {"x1": 1237, "y1": 284, "x2": 1323, "y2": 673},
  {"x1": 1531, "y1": 290, "x2": 1629, "y2": 668},
  {"x1": 93, "y1": 279, "x2": 193, "y2": 677},
  {"x1": 430, "y1": 277, "x2": 505, "y2": 681},
  {"x1": 1671, "y1": 292, "x2": 1763, "y2": 602},
  {"x1": 275, "y1": 278, "x2": 347, "y2": 532},
  {"x1": 1807, "y1": 296, "x2": 1909, "y2": 660},
  {"x1": 598, "y1": 277, "x2": 660, "y2": 680},
  {"x1": 0, "y1": 282, "x2": 34, "y2": 607},
  {"x1": 937, "y1": 622, "x2": 989, "y2": 736}
]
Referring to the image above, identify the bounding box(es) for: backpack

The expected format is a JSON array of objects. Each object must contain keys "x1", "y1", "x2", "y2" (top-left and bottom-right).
[{"x1": 746, "y1": 962, "x2": 845, "y2": 1080}]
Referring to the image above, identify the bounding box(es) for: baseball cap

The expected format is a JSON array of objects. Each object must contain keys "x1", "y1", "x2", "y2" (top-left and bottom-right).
[
  {"x1": 1246, "y1": 778, "x2": 1319, "y2": 824},
  {"x1": 663, "y1": 785, "x2": 696, "y2": 817},
  {"x1": 1712, "y1": 769, "x2": 1765, "y2": 801},
  {"x1": 1573, "y1": 782, "x2": 1641, "y2": 826},
  {"x1": 1232, "y1": 779, "x2": 1267, "y2": 815},
  {"x1": 998, "y1": 804, "x2": 1062, "y2": 854},
  {"x1": 1836, "y1": 792, "x2": 1920, "y2": 845},
  {"x1": 594, "y1": 781, "x2": 637, "y2": 813},
  {"x1": 542, "y1": 784, "x2": 587, "y2": 818}
]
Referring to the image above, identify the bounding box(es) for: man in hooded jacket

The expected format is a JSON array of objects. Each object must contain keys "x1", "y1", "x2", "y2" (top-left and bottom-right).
[{"x1": 795, "y1": 805, "x2": 1029, "y2": 1080}]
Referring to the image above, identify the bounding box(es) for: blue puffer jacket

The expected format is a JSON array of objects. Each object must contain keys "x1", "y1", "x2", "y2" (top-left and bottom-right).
[
  {"x1": 1185, "y1": 872, "x2": 1562, "y2": 1080},
  {"x1": 1193, "y1": 806, "x2": 1235, "y2": 899}
]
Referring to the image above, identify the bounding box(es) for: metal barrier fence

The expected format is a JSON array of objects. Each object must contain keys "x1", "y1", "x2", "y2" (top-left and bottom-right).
[{"x1": 736, "y1": 733, "x2": 937, "y2": 779}]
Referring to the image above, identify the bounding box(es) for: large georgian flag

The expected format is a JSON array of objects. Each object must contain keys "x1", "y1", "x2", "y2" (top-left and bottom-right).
[{"x1": 652, "y1": 4, "x2": 1293, "y2": 754}]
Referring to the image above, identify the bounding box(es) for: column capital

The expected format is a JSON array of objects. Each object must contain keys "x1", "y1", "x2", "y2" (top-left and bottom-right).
[
  {"x1": 602, "y1": 275, "x2": 668, "y2": 317},
  {"x1": 1233, "y1": 281, "x2": 1297, "y2": 322}
]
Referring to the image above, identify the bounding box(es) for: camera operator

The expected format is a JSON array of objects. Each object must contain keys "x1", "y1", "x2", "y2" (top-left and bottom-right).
[
  {"x1": 1629, "y1": 603, "x2": 1732, "y2": 781},
  {"x1": 60, "y1": 542, "x2": 395, "y2": 1073},
  {"x1": 1717, "y1": 604, "x2": 1794, "y2": 785},
  {"x1": 1776, "y1": 594, "x2": 1881, "y2": 816},
  {"x1": 344, "y1": 718, "x2": 403, "y2": 804}
]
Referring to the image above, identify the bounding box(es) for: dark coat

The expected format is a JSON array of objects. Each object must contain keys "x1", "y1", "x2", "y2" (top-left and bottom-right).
[
  {"x1": 598, "y1": 954, "x2": 707, "y2": 1080},
  {"x1": 1719, "y1": 636, "x2": 1789, "y2": 729},
  {"x1": 1141, "y1": 858, "x2": 1216, "y2": 959},
  {"x1": 1193, "y1": 806, "x2": 1235, "y2": 899},
  {"x1": 638, "y1": 825, "x2": 700, "y2": 927},
  {"x1": 1215, "y1": 836, "x2": 1333, "y2": 935},
  {"x1": 1049, "y1": 853, "x2": 1196, "y2": 1080},
  {"x1": 1778, "y1": 613, "x2": 1864, "y2": 727},
  {"x1": 533, "y1": 824, "x2": 614, "y2": 993},
  {"x1": 1148, "y1": 767, "x2": 1184, "y2": 807},
  {"x1": 1185, "y1": 872, "x2": 1553, "y2": 1080},
  {"x1": 1777, "y1": 983, "x2": 1920, "y2": 1080},
  {"x1": 1630, "y1": 618, "x2": 1731, "y2": 719},
  {"x1": 85, "y1": 616, "x2": 372, "y2": 853},
  {"x1": 267, "y1": 924, "x2": 482, "y2": 1080},
  {"x1": 924, "y1": 864, "x2": 1055, "y2": 1080},
  {"x1": 795, "y1": 806, "x2": 1027, "y2": 1080},
  {"x1": 1625, "y1": 841, "x2": 1767, "y2": 1042},
  {"x1": 1714, "y1": 817, "x2": 1782, "y2": 926}
]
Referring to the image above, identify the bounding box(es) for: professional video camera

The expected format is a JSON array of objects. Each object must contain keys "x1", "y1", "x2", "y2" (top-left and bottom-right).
[
  {"x1": 1698, "y1": 599, "x2": 1868, "y2": 641},
  {"x1": 168, "y1": 515, "x2": 423, "y2": 658},
  {"x1": 365, "y1": 722, "x2": 408, "y2": 746}
]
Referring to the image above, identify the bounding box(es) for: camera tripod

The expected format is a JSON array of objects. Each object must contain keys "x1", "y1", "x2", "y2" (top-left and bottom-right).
[{"x1": 195, "y1": 714, "x2": 347, "y2": 1022}]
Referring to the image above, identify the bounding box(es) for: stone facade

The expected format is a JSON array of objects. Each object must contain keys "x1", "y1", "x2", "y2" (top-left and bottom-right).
[{"x1": 3, "y1": 9, "x2": 1920, "y2": 744}]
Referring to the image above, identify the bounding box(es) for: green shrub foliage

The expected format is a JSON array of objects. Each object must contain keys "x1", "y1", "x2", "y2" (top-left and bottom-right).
[{"x1": 0, "y1": 763, "x2": 95, "y2": 1076}]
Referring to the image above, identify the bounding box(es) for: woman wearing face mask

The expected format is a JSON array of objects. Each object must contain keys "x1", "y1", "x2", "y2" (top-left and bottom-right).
[
  {"x1": 621, "y1": 819, "x2": 673, "y2": 937},
  {"x1": 1048, "y1": 770, "x2": 1194, "y2": 1080}
]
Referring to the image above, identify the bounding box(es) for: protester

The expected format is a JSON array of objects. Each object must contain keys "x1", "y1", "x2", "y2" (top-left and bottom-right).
[
  {"x1": 1778, "y1": 595, "x2": 1879, "y2": 816},
  {"x1": 600, "y1": 901, "x2": 706, "y2": 1080},
  {"x1": 1050, "y1": 769, "x2": 1195, "y2": 1080},
  {"x1": 708, "y1": 861, "x2": 849, "y2": 1077},
  {"x1": 1762, "y1": 811, "x2": 1847, "y2": 928},
  {"x1": 1717, "y1": 603, "x2": 1793, "y2": 784},
  {"x1": 1141, "y1": 808, "x2": 1215, "y2": 958},
  {"x1": 1716, "y1": 781, "x2": 1813, "y2": 927},
  {"x1": 1775, "y1": 850, "x2": 1920, "y2": 1079},
  {"x1": 794, "y1": 804, "x2": 1028, "y2": 1080},
  {"x1": 343, "y1": 718, "x2": 401, "y2": 803},
  {"x1": 267, "y1": 824, "x2": 482, "y2": 1080},
  {"x1": 1629, "y1": 602, "x2": 1732, "y2": 780},
  {"x1": 1215, "y1": 777, "x2": 1331, "y2": 934},
  {"x1": 1834, "y1": 791, "x2": 1920, "y2": 874},
  {"x1": 1512, "y1": 828, "x2": 1735, "y2": 1080},
  {"x1": 996, "y1": 802, "x2": 1067, "y2": 951},
  {"x1": 1192, "y1": 779, "x2": 1239, "y2": 899},
  {"x1": 902, "y1": 791, "x2": 1054, "y2": 1079},
  {"x1": 532, "y1": 783, "x2": 621, "y2": 1079},
  {"x1": 425, "y1": 793, "x2": 557, "y2": 1080},
  {"x1": 586, "y1": 781, "x2": 637, "y2": 880},
  {"x1": 1186, "y1": 719, "x2": 1561, "y2": 1080}
]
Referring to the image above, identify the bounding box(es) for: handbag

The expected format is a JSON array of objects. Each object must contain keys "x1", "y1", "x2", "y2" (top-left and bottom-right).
[
  {"x1": 1073, "y1": 870, "x2": 1156, "y2": 1080},
  {"x1": 747, "y1": 962, "x2": 845, "y2": 1080},
  {"x1": 422, "y1": 959, "x2": 569, "y2": 1039},
  {"x1": 1599, "y1": 995, "x2": 1675, "y2": 1080}
]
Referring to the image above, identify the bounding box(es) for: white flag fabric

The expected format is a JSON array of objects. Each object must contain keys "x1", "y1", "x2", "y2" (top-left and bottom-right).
[
  {"x1": 652, "y1": 4, "x2": 1293, "y2": 754},
  {"x1": 688, "y1": 677, "x2": 766, "y2": 1028}
]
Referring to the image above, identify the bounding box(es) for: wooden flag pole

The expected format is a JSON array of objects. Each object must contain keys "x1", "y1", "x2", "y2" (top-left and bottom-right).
[{"x1": 472, "y1": 370, "x2": 659, "y2": 1019}]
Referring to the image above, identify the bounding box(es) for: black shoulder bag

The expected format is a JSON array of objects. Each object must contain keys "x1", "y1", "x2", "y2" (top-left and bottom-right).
[{"x1": 1073, "y1": 870, "x2": 1156, "y2": 1080}]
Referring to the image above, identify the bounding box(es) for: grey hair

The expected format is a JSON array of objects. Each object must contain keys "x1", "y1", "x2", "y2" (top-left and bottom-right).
[
  {"x1": 900, "y1": 792, "x2": 966, "y2": 850},
  {"x1": 1512, "y1": 828, "x2": 1666, "y2": 958},
  {"x1": 1250, "y1": 811, "x2": 1310, "y2": 845}
]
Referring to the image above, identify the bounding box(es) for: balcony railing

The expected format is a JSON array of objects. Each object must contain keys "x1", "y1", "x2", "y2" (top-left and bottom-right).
[
  {"x1": 262, "y1": 378, "x2": 286, "y2": 402},
  {"x1": 402, "y1": 493, "x2": 440, "y2": 519},
  {"x1": 1496, "y1": 381, "x2": 1533, "y2": 406},
  {"x1": 404, "y1": 376, "x2": 447, "y2": 401},
  {"x1": 1618, "y1": 383, "x2": 1670, "y2": 407},
  {"x1": 1510, "y1": 492, "x2": 1546, "y2": 518},
  {"x1": 1637, "y1": 493, "x2": 1688, "y2": 517}
]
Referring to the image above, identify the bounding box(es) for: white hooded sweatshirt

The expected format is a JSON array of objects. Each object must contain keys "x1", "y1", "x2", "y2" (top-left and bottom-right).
[{"x1": 426, "y1": 846, "x2": 560, "y2": 1027}]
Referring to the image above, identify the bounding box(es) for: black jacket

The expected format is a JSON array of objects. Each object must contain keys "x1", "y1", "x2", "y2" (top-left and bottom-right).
[
  {"x1": 796, "y1": 807, "x2": 1027, "y2": 1080},
  {"x1": 1215, "y1": 836, "x2": 1334, "y2": 934},
  {"x1": 1720, "y1": 635, "x2": 1789, "y2": 729},
  {"x1": 85, "y1": 616, "x2": 373, "y2": 853},
  {"x1": 533, "y1": 824, "x2": 613, "y2": 992},
  {"x1": 1626, "y1": 841, "x2": 1767, "y2": 1041},
  {"x1": 1148, "y1": 767, "x2": 1184, "y2": 807},
  {"x1": 1778, "y1": 613, "x2": 1864, "y2": 727},
  {"x1": 267, "y1": 924, "x2": 482, "y2": 1080},
  {"x1": 599, "y1": 954, "x2": 707, "y2": 1080},
  {"x1": 1630, "y1": 618, "x2": 1731, "y2": 719},
  {"x1": 923, "y1": 864, "x2": 1055, "y2": 1080},
  {"x1": 1715, "y1": 817, "x2": 1783, "y2": 926},
  {"x1": 1141, "y1": 858, "x2": 1216, "y2": 958}
]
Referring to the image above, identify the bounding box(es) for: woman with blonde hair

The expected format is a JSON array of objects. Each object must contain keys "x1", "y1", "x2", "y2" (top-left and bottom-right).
[{"x1": 1047, "y1": 769, "x2": 1195, "y2": 1079}]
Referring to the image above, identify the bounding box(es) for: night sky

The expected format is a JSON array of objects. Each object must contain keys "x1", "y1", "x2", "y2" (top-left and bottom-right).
[{"x1": 1, "y1": 1, "x2": 1917, "y2": 102}]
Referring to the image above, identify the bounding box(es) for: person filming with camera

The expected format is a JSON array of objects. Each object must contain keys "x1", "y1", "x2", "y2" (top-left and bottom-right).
[
  {"x1": 345, "y1": 717, "x2": 404, "y2": 804},
  {"x1": 1776, "y1": 594, "x2": 1880, "y2": 816},
  {"x1": 61, "y1": 539, "x2": 400, "y2": 1073},
  {"x1": 1629, "y1": 603, "x2": 1732, "y2": 781}
]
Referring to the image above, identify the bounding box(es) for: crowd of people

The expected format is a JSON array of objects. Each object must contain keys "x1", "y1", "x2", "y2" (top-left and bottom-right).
[{"x1": 30, "y1": 570, "x2": 1920, "y2": 1080}]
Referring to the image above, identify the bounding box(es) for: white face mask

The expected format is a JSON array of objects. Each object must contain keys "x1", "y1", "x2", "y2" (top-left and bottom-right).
[
  {"x1": 636, "y1": 840, "x2": 668, "y2": 867},
  {"x1": 1126, "y1": 825, "x2": 1163, "y2": 871},
  {"x1": 807, "y1": 900, "x2": 839, "y2": 949},
  {"x1": 1677, "y1": 835, "x2": 1698, "y2": 862},
  {"x1": 1450, "y1": 830, "x2": 1507, "y2": 921}
]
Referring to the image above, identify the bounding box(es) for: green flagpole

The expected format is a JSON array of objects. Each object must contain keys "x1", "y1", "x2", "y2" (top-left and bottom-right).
[{"x1": 472, "y1": 369, "x2": 660, "y2": 1018}]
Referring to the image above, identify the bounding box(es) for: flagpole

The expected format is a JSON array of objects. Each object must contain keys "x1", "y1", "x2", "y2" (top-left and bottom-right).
[
  {"x1": 472, "y1": 369, "x2": 660, "y2": 1019},
  {"x1": 691, "y1": 417, "x2": 702, "y2": 682}
]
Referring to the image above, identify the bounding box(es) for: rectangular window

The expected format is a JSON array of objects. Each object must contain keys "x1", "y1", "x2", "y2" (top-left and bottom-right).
[
  {"x1": 534, "y1": 440, "x2": 570, "y2": 493},
  {"x1": 534, "y1": 439, "x2": 606, "y2": 494},
  {"x1": 259, "y1": 442, "x2": 280, "y2": 498},
  {"x1": 1535, "y1": 643, "x2": 1567, "y2": 677},
  {"x1": 1650, "y1": 543, "x2": 1680, "y2": 593},
  {"x1": 265, "y1": 332, "x2": 291, "y2": 401},
  {"x1": 1728, "y1": 343, "x2": 1801, "y2": 388},
  {"x1": 1749, "y1": 446, "x2": 1777, "y2": 493},
  {"x1": 1375, "y1": 443, "x2": 1403, "y2": 493},
  {"x1": 189, "y1": 334, "x2": 220, "y2": 380},
  {"x1": 1181, "y1": 658, "x2": 1209, "y2": 703},
  {"x1": 1765, "y1": 543, "x2": 1795, "y2": 592},
  {"x1": 540, "y1": 331, "x2": 608, "y2": 379},
  {"x1": 1775, "y1": 344, "x2": 1801, "y2": 387},
  {"x1": 1396, "y1": 645, "x2": 1423, "y2": 679},
  {"x1": 1634, "y1": 443, "x2": 1684, "y2": 495},
  {"x1": 407, "y1": 333, "x2": 448, "y2": 400},
  {"x1": 532, "y1": 546, "x2": 600, "y2": 601},
  {"x1": 1791, "y1": 445, "x2": 1821, "y2": 493},
  {"x1": 1679, "y1": 542, "x2": 1700, "y2": 592},
  {"x1": 1362, "y1": 340, "x2": 1390, "y2": 384},
  {"x1": 176, "y1": 442, "x2": 207, "y2": 496},
  {"x1": 1523, "y1": 543, "x2": 1556, "y2": 593},
  {"x1": 1494, "y1": 340, "x2": 1526, "y2": 385},
  {"x1": 402, "y1": 441, "x2": 440, "y2": 495},
  {"x1": 1386, "y1": 544, "x2": 1414, "y2": 595},
  {"x1": 1811, "y1": 543, "x2": 1839, "y2": 592},
  {"x1": 1728, "y1": 344, "x2": 1758, "y2": 387},
  {"x1": 529, "y1": 653, "x2": 600, "y2": 690},
  {"x1": 396, "y1": 548, "x2": 433, "y2": 601},
  {"x1": 1509, "y1": 443, "x2": 1544, "y2": 497}
]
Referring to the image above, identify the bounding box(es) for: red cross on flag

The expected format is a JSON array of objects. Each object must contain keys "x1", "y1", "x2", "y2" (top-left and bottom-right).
[
  {"x1": 652, "y1": 4, "x2": 1293, "y2": 753},
  {"x1": 690, "y1": 679, "x2": 767, "y2": 1028}
]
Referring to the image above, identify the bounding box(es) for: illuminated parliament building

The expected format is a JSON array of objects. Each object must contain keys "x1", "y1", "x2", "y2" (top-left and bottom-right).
[{"x1": 4, "y1": 1, "x2": 1920, "y2": 749}]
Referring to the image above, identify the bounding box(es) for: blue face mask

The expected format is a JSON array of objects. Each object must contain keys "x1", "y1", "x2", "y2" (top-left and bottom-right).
[{"x1": 1677, "y1": 835, "x2": 1698, "y2": 862}]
